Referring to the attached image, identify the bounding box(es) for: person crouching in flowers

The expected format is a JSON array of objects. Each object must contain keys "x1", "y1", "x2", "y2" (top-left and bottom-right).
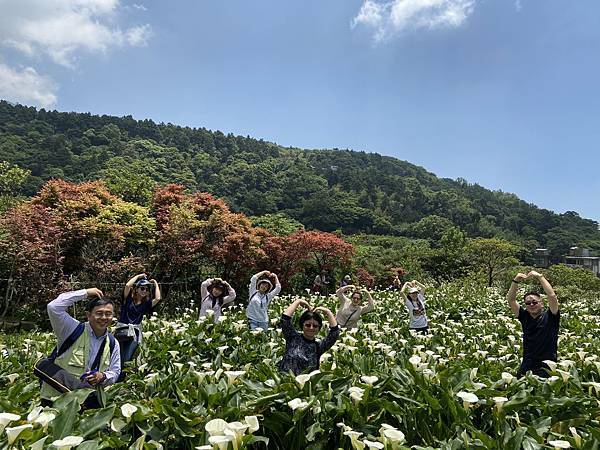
[
  {"x1": 246, "y1": 270, "x2": 281, "y2": 331},
  {"x1": 277, "y1": 299, "x2": 340, "y2": 375},
  {"x1": 400, "y1": 279, "x2": 429, "y2": 334},
  {"x1": 199, "y1": 277, "x2": 236, "y2": 322},
  {"x1": 335, "y1": 284, "x2": 375, "y2": 329},
  {"x1": 507, "y1": 270, "x2": 559, "y2": 378}
]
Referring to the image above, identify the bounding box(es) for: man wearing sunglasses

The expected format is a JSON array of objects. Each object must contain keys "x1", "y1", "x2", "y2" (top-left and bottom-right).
[{"x1": 507, "y1": 270, "x2": 559, "y2": 378}]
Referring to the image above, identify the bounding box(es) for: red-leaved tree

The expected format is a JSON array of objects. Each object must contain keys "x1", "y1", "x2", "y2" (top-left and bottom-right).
[{"x1": 0, "y1": 203, "x2": 64, "y2": 316}]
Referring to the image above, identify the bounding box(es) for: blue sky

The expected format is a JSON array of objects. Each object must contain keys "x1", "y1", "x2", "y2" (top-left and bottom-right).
[{"x1": 1, "y1": 0, "x2": 599, "y2": 222}]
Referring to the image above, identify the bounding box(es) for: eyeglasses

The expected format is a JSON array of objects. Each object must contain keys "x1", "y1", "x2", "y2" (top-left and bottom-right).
[
  {"x1": 92, "y1": 312, "x2": 114, "y2": 319},
  {"x1": 303, "y1": 323, "x2": 320, "y2": 329},
  {"x1": 524, "y1": 300, "x2": 539, "y2": 306}
]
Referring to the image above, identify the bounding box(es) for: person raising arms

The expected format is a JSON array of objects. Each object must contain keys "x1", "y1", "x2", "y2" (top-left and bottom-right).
[
  {"x1": 335, "y1": 284, "x2": 375, "y2": 329},
  {"x1": 115, "y1": 273, "x2": 161, "y2": 367},
  {"x1": 277, "y1": 298, "x2": 340, "y2": 375},
  {"x1": 400, "y1": 279, "x2": 429, "y2": 334},
  {"x1": 246, "y1": 270, "x2": 281, "y2": 331},
  {"x1": 507, "y1": 270, "x2": 559, "y2": 378},
  {"x1": 199, "y1": 277, "x2": 236, "y2": 322}
]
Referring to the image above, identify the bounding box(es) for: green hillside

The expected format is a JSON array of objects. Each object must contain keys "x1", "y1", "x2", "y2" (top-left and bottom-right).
[{"x1": 1, "y1": 100, "x2": 598, "y2": 261}]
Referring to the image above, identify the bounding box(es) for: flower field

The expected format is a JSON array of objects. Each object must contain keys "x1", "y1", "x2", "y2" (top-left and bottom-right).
[{"x1": 1, "y1": 281, "x2": 599, "y2": 449}]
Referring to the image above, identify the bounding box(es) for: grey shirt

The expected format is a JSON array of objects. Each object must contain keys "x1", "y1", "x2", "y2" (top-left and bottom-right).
[{"x1": 47, "y1": 289, "x2": 121, "y2": 384}]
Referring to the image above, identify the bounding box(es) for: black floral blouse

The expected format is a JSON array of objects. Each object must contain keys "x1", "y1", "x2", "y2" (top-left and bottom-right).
[{"x1": 277, "y1": 314, "x2": 341, "y2": 375}]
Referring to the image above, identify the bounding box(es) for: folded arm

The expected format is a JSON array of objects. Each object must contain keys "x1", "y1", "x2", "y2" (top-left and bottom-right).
[
  {"x1": 361, "y1": 290, "x2": 375, "y2": 314},
  {"x1": 47, "y1": 289, "x2": 89, "y2": 346}
]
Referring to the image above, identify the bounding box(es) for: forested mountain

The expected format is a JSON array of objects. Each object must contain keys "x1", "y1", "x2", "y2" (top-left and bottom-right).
[{"x1": 1, "y1": 100, "x2": 598, "y2": 261}]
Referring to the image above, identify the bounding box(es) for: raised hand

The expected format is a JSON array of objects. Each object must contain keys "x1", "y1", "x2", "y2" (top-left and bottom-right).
[
  {"x1": 86, "y1": 287, "x2": 103, "y2": 298},
  {"x1": 513, "y1": 272, "x2": 528, "y2": 283},
  {"x1": 313, "y1": 306, "x2": 332, "y2": 316},
  {"x1": 527, "y1": 270, "x2": 543, "y2": 279},
  {"x1": 297, "y1": 299, "x2": 312, "y2": 310}
]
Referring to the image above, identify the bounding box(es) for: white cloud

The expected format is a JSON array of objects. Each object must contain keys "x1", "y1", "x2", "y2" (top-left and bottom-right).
[
  {"x1": 352, "y1": 0, "x2": 477, "y2": 42},
  {"x1": 0, "y1": 62, "x2": 57, "y2": 107},
  {"x1": 0, "y1": 0, "x2": 152, "y2": 67},
  {"x1": 132, "y1": 3, "x2": 148, "y2": 11},
  {"x1": 515, "y1": 0, "x2": 522, "y2": 12}
]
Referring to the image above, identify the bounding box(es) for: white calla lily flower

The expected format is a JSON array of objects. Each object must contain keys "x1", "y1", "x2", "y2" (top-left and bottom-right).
[
  {"x1": 205, "y1": 418, "x2": 229, "y2": 436},
  {"x1": 548, "y1": 440, "x2": 571, "y2": 449},
  {"x1": 364, "y1": 439, "x2": 384, "y2": 449},
  {"x1": 30, "y1": 436, "x2": 48, "y2": 450},
  {"x1": 4, "y1": 373, "x2": 19, "y2": 383},
  {"x1": 27, "y1": 406, "x2": 43, "y2": 422},
  {"x1": 208, "y1": 434, "x2": 234, "y2": 450},
  {"x1": 224, "y1": 370, "x2": 246, "y2": 385},
  {"x1": 111, "y1": 418, "x2": 127, "y2": 432},
  {"x1": 382, "y1": 428, "x2": 405, "y2": 442},
  {"x1": 501, "y1": 372, "x2": 515, "y2": 385},
  {"x1": 5, "y1": 424, "x2": 33, "y2": 445},
  {"x1": 33, "y1": 411, "x2": 56, "y2": 430},
  {"x1": 0, "y1": 413, "x2": 20, "y2": 432},
  {"x1": 50, "y1": 435, "x2": 84, "y2": 450},
  {"x1": 288, "y1": 398, "x2": 309, "y2": 411},
  {"x1": 121, "y1": 403, "x2": 138, "y2": 420},
  {"x1": 244, "y1": 415, "x2": 260, "y2": 433},
  {"x1": 408, "y1": 354, "x2": 421, "y2": 367},
  {"x1": 457, "y1": 391, "x2": 479, "y2": 408},
  {"x1": 361, "y1": 375, "x2": 378, "y2": 386}
]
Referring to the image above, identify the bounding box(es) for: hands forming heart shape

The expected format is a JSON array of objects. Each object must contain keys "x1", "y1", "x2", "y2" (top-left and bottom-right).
[
  {"x1": 514, "y1": 270, "x2": 543, "y2": 283},
  {"x1": 296, "y1": 299, "x2": 330, "y2": 315}
]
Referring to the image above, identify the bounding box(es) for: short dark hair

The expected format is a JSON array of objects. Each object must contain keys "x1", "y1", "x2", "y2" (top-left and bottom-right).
[
  {"x1": 523, "y1": 291, "x2": 541, "y2": 301},
  {"x1": 299, "y1": 311, "x2": 323, "y2": 329},
  {"x1": 86, "y1": 297, "x2": 115, "y2": 312},
  {"x1": 351, "y1": 291, "x2": 363, "y2": 300}
]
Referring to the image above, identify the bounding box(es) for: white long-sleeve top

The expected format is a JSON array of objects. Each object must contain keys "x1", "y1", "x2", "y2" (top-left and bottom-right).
[
  {"x1": 199, "y1": 278, "x2": 237, "y2": 321},
  {"x1": 245, "y1": 274, "x2": 281, "y2": 323},
  {"x1": 405, "y1": 293, "x2": 428, "y2": 329},
  {"x1": 47, "y1": 289, "x2": 121, "y2": 384}
]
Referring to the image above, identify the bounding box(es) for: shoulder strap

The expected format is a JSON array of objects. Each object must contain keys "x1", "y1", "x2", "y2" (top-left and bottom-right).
[
  {"x1": 341, "y1": 308, "x2": 359, "y2": 328},
  {"x1": 90, "y1": 333, "x2": 116, "y2": 371},
  {"x1": 49, "y1": 322, "x2": 85, "y2": 361},
  {"x1": 108, "y1": 333, "x2": 116, "y2": 355},
  {"x1": 250, "y1": 291, "x2": 267, "y2": 308},
  {"x1": 90, "y1": 336, "x2": 107, "y2": 371}
]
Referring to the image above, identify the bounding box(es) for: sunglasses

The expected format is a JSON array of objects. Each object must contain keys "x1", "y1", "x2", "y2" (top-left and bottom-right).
[
  {"x1": 524, "y1": 300, "x2": 540, "y2": 306},
  {"x1": 138, "y1": 286, "x2": 149, "y2": 291},
  {"x1": 303, "y1": 323, "x2": 320, "y2": 329}
]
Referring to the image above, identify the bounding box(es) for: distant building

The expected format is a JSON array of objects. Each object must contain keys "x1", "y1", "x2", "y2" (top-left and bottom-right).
[
  {"x1": 533, "y1": 248, "x2": 550, "y2": 268},
  {"x1": 564, "y1": 247, "x2": 600, "y2": 276}
]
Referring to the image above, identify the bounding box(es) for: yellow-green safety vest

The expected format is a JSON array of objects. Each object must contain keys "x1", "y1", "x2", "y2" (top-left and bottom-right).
[{"x1": 41, "y1": 323, "x2": 112, "y2": 401}]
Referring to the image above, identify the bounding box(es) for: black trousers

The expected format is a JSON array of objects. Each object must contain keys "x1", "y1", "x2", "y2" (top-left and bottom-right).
[
  {"x1": 517, "y1": 359, "x2": 552, "y2": 378},
  {"x1": 39, "y1": 391, "x2": 102, "y2": 411}
]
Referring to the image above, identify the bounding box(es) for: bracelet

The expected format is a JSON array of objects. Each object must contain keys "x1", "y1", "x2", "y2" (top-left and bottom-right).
[{"x1": 512, "y1": 279, "x2": 521, "y2": 284}]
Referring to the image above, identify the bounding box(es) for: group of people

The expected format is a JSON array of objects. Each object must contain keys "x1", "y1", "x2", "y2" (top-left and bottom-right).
[{"x1": 39, "y1": 268, "x2": 560, "y2": 408}]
